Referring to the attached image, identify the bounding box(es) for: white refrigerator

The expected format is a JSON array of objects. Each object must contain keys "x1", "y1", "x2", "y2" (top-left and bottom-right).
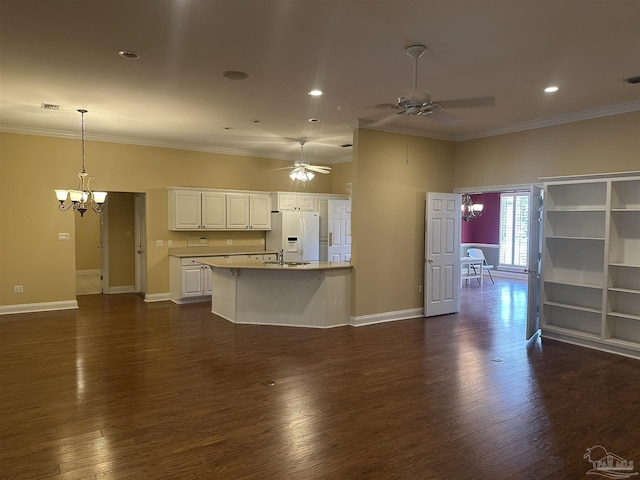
[{"x1": 266, "y1": 212, "x2": 320, "y2": 262}]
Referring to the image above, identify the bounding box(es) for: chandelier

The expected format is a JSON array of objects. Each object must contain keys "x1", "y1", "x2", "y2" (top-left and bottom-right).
[
  {"x1": 461, "y1": 194, "x2": 483, "y2": 221},
  {"x1": 54, "y1": 109, "x2": 107, "y2": 216}
]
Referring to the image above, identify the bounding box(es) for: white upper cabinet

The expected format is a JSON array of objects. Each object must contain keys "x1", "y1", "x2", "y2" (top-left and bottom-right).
[
  {"x1": 170, "y1": 189, "x2": 224, "y2": 230},
  {"x1": 225, "y1": 192, "x2": 272, "y2": 230},
  {"x1": 249, "y1": 194, "x2": 271, "y2": 229},
  {"x1": 169, "y1": 188, "x2": 270, "y2": 231},
  {"x1": 201, "y1": 192, "x2": 227, "y2": 229},
  {"x1": 272, "y1": 192, "x2": 316, "y2": 211}
]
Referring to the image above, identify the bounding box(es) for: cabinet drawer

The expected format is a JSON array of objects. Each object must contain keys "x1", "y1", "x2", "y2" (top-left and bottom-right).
[{"x1": 181, "y1": 257, "x2": 207, "y2": 266}]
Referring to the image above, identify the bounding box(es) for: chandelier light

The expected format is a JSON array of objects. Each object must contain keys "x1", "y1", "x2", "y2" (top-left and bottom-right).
[
  {"x1": 54, "y1": 109, "x2": 107, "y2": 216},
  {"x1": 461, "y1": 194, "x2": 483, "y2": 222}
]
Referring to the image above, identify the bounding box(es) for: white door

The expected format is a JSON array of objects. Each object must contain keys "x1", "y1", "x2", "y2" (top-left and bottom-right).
[
  {"x1": 526, "y1": 185, "x2": 543, "y2": 340},
  {"x1": 425, "y1": 192, "x2": 461, "y2": 317},
  {"x1": 327, "y1": 200, "x2": 352, "y2": 262}
]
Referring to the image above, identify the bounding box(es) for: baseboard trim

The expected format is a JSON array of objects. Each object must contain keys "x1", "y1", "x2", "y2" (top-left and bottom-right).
[
  {"x1": 76, "y1": 269, "x2": 101, "y2": 276},
  {"x1": 0, "y1": 300, "x2": 79, "y2": 316},
  {"x1": 145, "y1": 293, "x2": 171, "y2": 303},
  {"x1": 105, "y1": 286, "x2": 135, "y2": 294},
  {"x1": 352, "y1": 308, "x2": 423, "y2": 327}
]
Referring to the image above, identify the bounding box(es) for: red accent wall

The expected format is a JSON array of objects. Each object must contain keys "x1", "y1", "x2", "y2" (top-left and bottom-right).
[{"x1": 461, "y1": 193, "x2": 500, "y2": 244}]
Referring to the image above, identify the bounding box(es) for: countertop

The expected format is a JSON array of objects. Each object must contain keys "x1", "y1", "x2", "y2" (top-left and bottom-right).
[
  {"x1": 198, "y1": 257, "x2": 352, "y2": 271},
  {"x1": 168, "y1": 247, "x2": 277, "y2": 258}
]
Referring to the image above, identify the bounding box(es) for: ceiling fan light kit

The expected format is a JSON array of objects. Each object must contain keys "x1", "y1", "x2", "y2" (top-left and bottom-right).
[
  {"x1": 378, "y1": 44, "x2": 496, "y2": 122},
  {"x1": 284, "y1": 141, "x2": 331, "y2": 182}
]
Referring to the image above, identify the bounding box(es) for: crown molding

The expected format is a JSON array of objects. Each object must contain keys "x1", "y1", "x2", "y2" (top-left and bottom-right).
[
  {"x1": 350, "y1": 119, "x2": 456, "y2": 141},
  {"x1": 0, "y1": 125, "x2": 348, "y2": 164},
  {"x1": 455, "y1": 101, "x2": 640, "y2": 141}
]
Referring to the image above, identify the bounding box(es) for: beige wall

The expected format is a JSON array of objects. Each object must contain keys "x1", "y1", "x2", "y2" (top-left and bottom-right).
[
  {"x1": 352, "y1": 129, "x2": 456, "y2": 317},
  {"x1": 0, "y1": 132, "x2": 339, "y2": 306},
  {"x1": 455, "y1": 111, "x2": 640, "y2": 188},
  {"x1": 2, "y1": 110, "x2": 638, "y2": 316},
  {"x1": 75, "y1": 211, "x2": 101, "y2": 271},
  {"x1": 106, "y1": 192, "x2": 135, "y2": 288}
]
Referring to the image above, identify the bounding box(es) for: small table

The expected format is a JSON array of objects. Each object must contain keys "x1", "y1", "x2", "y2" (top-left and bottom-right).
[{"x1": 461, "y1": 257, "x2": 484, "y2": 286}]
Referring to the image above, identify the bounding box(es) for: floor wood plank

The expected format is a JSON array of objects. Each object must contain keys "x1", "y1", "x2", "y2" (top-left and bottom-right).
[{"x1": 1, "y1": 279, "x2": 639, "y2": 479}]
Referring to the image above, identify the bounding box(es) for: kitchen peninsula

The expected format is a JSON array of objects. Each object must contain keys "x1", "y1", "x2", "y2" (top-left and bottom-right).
[{"x1": 198, "y1": 257, "x2": 352, "y2": 328}]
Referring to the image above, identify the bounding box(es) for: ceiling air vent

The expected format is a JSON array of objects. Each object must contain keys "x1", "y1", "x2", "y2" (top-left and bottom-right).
[{"x1": 41, "y1": 103, "x2": 60, "y2": 110}]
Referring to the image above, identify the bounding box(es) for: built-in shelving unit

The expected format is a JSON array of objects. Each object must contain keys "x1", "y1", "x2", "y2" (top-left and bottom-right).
[{"x1": 540, "y1": 172, "x2": 640, "y2": 358}]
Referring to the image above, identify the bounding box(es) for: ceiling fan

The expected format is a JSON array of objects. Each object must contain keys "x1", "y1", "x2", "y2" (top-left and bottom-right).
[
  {"x1": 376, "y1": 44, "x2": 495, "y2": 123},
  {"x1": 281, "y1": 140, "x2": 331, "y2": 182}
]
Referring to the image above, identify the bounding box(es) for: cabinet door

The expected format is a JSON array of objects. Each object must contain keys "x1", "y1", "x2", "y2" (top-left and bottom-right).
[
  {"x1": 297, "y1": 195, "x2": 316, "y2": 211},
  {"x1": 277, "y1": 194, "x2": 298, "y2": 210},
  {"x1": 182, "y1": 265, "x2": 204, "y2": 297},
  {"x1": 226, "y1": 194, "x2": 250, "y2": 229},
  {"x1": 202, "y1": 267, "x2": 213, "y2": 295},
  {"x1": 171, "y1": 190, "x2": 202, "y2": 230},
  {"x1": 249, "y1": 195, "x2": 271, "y2": 229},
  {"x1": 202, "y1": 192, "x2": 226, "y2": 229}
]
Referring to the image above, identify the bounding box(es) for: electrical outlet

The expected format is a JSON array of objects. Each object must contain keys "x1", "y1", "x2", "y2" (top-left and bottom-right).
[
  {"x1": 419, "y1": 285, "x2": 423, "y2": 293},
  {"x1": 58, "y1": 233, "x2": 70, "y2": 241},
  {"x1": 156, "y1": 240, "x2": 164, "y2": 247},
  {"x1": 14, "y1": 285, "x2": 23, "y2": 293},
  {"x1": 226, "y1": 239, "x2": 233, "y2": 245}
]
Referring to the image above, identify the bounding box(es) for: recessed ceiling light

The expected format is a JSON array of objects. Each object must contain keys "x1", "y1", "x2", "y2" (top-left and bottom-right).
[
  {"x1": 308, "y1": 118, "x2": 320, "y2": 123},
  {"x1": 308, "y1": 89, "x2": 323, "y2": 96},
  {"x1": 544, "y1": 86, "x2": 559, "y2": 93},
  {"x1": 341, "y1": 144, "x2": 353, "y2": 148},
  {"x1": 223, "y1": 71, "x2": 249, "y2": 80},
  {"x1": 118, "y1": 50, "x2": 141, "y2": 60},
  {"x1": 41, "y1": 103, "x2": 60, "y2": 110}
]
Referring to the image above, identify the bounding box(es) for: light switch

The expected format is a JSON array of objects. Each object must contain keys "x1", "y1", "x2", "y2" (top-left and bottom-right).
[{"x1": 58, "y1": 233, "x2": 70, "y2": 241}]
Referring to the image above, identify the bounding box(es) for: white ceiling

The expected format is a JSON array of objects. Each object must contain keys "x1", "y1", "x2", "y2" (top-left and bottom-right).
[{"x1": 1, "y1": 0, "x2": 639, "y2": 164}]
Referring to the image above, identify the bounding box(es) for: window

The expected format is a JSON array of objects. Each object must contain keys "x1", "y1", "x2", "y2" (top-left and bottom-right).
[{"x1": 499, "y1": 193, "x2": 529, "y2": 269}]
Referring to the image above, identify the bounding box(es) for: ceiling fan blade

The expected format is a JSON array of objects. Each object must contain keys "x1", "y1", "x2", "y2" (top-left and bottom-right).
[
  {"x1": 306, "y1": 165, "x2": 332, "y2": 174},
  {"x1": 435, "y1": 96, "x2": 496, "y2": 109},
  {"x1": 272, "y1": 166, "x2": 295, "y2": 171},
  {"x1": 427, "y1": 110, "x2": 462, "y2": 126}
]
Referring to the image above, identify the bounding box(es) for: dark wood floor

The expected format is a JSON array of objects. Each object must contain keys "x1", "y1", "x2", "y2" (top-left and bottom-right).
[{"x1": 2, "y1": 279, "x2": 640, "y2": 479}]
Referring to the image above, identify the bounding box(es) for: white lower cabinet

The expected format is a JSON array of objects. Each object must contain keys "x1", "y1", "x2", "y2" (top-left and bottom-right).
[
  {"x1": 540, "y1": 172, "x2": 640, "y2": 358},
  {"x1": 181, "y1": 261, "x2": 212, "y2": 298},
  {"x1": 170, "y1": 254, "x2": 270, "y2": 303},
  {"x1": 172, "y1": 257, "x2": 213, "y2": 302}
]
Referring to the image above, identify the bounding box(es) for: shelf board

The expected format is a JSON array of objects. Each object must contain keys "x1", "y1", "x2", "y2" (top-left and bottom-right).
[
  {"x1": 611, "y1": 208, "x2": 640, "y2": 212},
  {"x1": 544, "y1": 280, "x2": 602, "y2": 290},
  {"x1": 544, "y1": 301, "x2": 601, "y2": 314},
  {"x1": 604, "y1": 337, "x2": 640, "y2": 351},
  {"x1": 546, "y1": 235, "x2": 605, "y2": 241},
  {"x1": 609, "y1": 263, "x2": 640, "y2": 269},
  {"x1": 609, "y1": 287, "x2": 640, "y2": 295},
  {"x1": 540, "y1": 324, "x2": 601, "y2": 341},
  {"x1": 545, "y1": 207, "x2": 606, "y2": 212},
  {"x1": 608, "y1": 311, "x2": 640, "y2": 322}
]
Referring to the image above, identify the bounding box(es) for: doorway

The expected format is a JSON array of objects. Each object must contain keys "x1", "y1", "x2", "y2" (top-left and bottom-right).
[
  {"x1": 455, "y1": 184, "x2": 542, "y2": 340},
  {"x1": 75, "y1": 192, "x2": 146, "y2": 297}
]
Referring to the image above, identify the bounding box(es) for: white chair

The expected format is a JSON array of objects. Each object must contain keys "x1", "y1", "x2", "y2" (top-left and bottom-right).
[{"x1": 467, "y1": 248, "x2": 495, "y2": 284}]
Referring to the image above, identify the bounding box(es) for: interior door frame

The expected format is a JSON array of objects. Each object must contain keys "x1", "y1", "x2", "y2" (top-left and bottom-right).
[
  {"x1": 134, "y1": 193, "x2": 147, "y2": 295},
  {"x1": 454, "y1": 183, "x2": 543, "y2": 337}
]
